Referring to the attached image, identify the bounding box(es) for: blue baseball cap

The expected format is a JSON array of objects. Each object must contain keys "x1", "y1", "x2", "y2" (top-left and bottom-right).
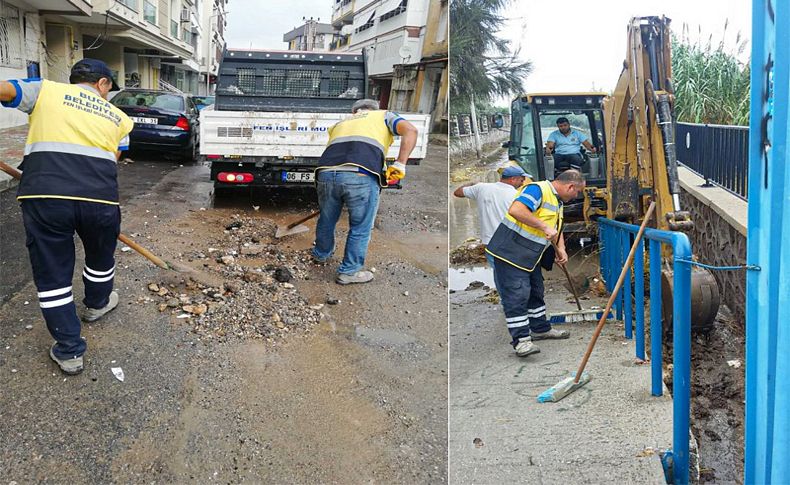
[
  {"x1": 501, "y1": 166, "x2": 528, "y2": 178},
  {"x1": 71, "y1": 58, "x2": 120, "y2": 91}
]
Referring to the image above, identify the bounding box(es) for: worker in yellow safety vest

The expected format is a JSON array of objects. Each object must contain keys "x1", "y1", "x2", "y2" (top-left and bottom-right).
[
  {"x1": 0, "y1": 59, "x2": 133, "y2": 375},
  {"x1": 312, "y1": 98, "x2": 418, "y2": 285},
  {"x1": 486, "y1": 170, "x2": 586, "y2": 357}
]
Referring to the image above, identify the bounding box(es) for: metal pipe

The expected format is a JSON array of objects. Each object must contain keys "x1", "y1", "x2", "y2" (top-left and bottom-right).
[
  {"x1": 635, "y1": 238, "x2": 645, "y2": 360},
  {"x1": 673, "y1": 237, "x2": 693, "y2": 485},
  {"x1": 650, "y1": 239, "x2": 663, "y2": 397},
  {"x1": 623, "y1": 231, "x2": 633, "y2": 339}
]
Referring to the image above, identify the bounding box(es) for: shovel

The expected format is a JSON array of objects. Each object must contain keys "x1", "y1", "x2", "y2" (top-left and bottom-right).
[{"x1": 275, "y1": 210, "x2": 320, "y2": 238}]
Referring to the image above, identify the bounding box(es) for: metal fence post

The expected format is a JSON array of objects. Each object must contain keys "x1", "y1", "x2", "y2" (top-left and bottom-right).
[
  {"x1": 650, "y1": 239, "x2": 663, "y2": 397},
  {"x1": 672, "y1": 236, "x2": 693, "y2": 485},
  {"x1": 623, "y1": 231, "x2": 633, "y2": 339},
  {"x1": 635, "y1": 239, "x2": 645, "y2": 359}
]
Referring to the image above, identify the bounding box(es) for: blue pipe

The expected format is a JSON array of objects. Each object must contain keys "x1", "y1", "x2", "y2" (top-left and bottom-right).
[
  {"x1": 650, "y1": 239, "x2": 663, "y2": 397},
  {"x1": 635, "y1": 238, "x2": 645, "y2": 360},
  {"x1": 623, "y1": 231, "x2": 633, "y2": 340}
]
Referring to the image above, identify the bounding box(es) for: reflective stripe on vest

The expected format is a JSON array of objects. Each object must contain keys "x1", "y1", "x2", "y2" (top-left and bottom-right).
[
  {"x1": 485, "y1": 181, "x2": 564, "y2": 272},
  {"x1": 17, "y1": 80, "x2": 133, "y2": 205},
  {"x1": 316, "y1": 110, "x2": 395, "y2": 186}
]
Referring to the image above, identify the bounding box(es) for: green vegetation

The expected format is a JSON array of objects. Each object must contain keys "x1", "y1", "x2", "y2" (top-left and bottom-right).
[{"x1": 671, "y1": 24, "x2": 750, "y2": 126}]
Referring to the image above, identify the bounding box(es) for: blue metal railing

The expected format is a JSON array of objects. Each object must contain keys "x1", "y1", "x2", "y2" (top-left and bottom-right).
[
  {"x1": 676, "y1": 122, "x2": 749, "y2": 200},
  {"x1": 599, "y1": 218, "x2": 693, "y2": 485}
]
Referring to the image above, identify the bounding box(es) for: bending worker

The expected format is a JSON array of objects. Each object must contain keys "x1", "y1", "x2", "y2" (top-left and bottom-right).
[
  {"x1": 0, "y1": 59, "x2": 134, "y2": 375},
  {"x1": 313, "y1": 99, "x2": 418, "y2": 285},
  {"x1": 545, "y1": 117, "x2": 596, "y2": 176},
  {"x1": 485, "y1": 170, "x2": 586, "y2": 357}
]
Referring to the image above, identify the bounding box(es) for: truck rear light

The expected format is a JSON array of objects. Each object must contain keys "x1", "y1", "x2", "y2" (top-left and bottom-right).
[
  {"x1": 218, "y1": 172, "x2": 253, "y2": 183},
  {"x1": 206, "y1": 154, "x2": 222, "y2": 159},
  {"x1": 175, "y1": 116, "x2": 190, "y2": 131}
]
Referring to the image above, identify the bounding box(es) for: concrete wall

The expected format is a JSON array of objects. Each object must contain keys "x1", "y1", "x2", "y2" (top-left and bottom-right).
[
  {"x1": 449, "y1": 129, "x2": 508, "y2": 160},
  {"x1": 678, "y1": 167, "x2": 748, "y2": 325}
]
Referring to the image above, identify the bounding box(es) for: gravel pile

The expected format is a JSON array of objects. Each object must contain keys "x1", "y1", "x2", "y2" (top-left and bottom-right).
[
  {"x1": 144, "y1": 214, "x2": 322, "y2": 342},
  {"x1": 450, "y1": 238, "x2": 487, "y2": 265}
]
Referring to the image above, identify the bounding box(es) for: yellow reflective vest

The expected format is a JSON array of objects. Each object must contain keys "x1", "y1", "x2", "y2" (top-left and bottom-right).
[
  {"x1": 316, "y1": 109, "x2": 400, "y2": 186},
  {"x1": 17, "y1": 80, "x2": 133, "y2": 205},
  {"x1": 485, "y1": 180, "x2": 564, "y2": 272}
]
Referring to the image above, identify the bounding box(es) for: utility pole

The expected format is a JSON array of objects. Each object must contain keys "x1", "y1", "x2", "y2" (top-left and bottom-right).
[{"x1": 469, "y1": 93, "x2": 482, "y2": 159}]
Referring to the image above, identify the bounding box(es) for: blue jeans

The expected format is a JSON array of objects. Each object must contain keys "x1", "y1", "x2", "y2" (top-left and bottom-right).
[
  {"x1": 493, "y1": 258, "x2": 551, "y2": 347},
  {"x1": 312, "y1": 170, "x2": 381, "y2": 274}
]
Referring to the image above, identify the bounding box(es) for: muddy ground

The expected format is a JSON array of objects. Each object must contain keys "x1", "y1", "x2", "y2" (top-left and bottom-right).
[{"x1": 0, "y1": 142, "x2": 448, "y2": 483}]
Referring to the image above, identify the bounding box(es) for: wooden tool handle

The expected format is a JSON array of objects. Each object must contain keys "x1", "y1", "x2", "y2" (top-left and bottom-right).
[
  {"x1": 118, "y1": 234, "x2": 170, "y2": 270},
  {"x1": 574, "y1": 202, "x2": 656, "y2": 383},
  {"x1": 551, "y1": 242, "x2": 582, "y2": 311},
  {"x1": 2, "y1": 160, "x2": 172, "y2": 271},
  {"x1": 287, "y1": 210, "x2": 320, "y2": 229},
  {"x1": 0, "y1": 161, "x2": 22, "y2": 179}
]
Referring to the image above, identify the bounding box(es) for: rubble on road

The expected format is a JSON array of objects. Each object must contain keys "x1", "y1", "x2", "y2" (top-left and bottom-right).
[
  {"x1": 450, "y1": 238, "x2": 487, "y2": 265},
  {"x1": 144, "y1": 213, "x2": 321, "y2": 342}
]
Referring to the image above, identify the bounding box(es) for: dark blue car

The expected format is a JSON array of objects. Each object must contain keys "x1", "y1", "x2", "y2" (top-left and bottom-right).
[{"x1": 111, "y1": 89, "x2": 200, "y2": 161}]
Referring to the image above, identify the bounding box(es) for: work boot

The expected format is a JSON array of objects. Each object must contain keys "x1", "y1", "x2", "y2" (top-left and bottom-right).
[
  {"x1": 515, "y1": 337, "x2": 540, "y2": 357},
  {"x1": 49, "y1": 344, "x2": 83, "y2": 375},
  {"x1": 81, "y1": 291, "x2": 119, "y2": 322},
  {"x1": 531, "y1": 328, "x2": 570, "y2": 340},
  {"x1": 336, "y1": 270, "x2": 374, "y2": 285}
]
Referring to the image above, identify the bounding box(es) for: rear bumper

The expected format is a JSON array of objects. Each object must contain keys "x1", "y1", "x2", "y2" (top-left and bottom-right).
[
  {"x1": 210, "y1": 161, "x2": 317, "y2": 188},
  {"x1": 129, "y1": 127, "x2": 192, "y2": 150}
]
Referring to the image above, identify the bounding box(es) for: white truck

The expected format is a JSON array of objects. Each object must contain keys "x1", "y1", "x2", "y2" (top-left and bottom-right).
[{"x1": 200, "y1": 49, "x2": 431, "y2": 190}]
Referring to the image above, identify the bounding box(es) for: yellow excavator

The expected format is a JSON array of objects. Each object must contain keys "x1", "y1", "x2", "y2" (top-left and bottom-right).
[{"x1": 504, "y1": 16, "x2": 720, "y2": 330}]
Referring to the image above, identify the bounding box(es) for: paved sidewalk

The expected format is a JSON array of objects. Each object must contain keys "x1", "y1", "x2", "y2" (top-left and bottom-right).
[
  {"x1": 449, "y1": 262, "x2": 674, "y2": 484},
  {"x1": 0, "y1": 124, "x2": 27, "y2": 193}
]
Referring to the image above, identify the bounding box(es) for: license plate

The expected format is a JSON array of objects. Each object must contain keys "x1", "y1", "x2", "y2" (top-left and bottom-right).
[
  {"x1": 282, "y1": 171, "x2": 314, "y2": 183},
  {"x1": 130, "y1": 116, "x2": 158, "y2": 125}
]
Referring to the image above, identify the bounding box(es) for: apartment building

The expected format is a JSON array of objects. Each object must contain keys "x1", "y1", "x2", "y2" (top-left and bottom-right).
[{"x1": 283, "y1": 18, "x2": 341, "y2": 52}]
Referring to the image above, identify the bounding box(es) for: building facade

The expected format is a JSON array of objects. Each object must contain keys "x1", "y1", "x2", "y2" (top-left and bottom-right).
[
  {"x1": 0, "y1": 0, "x2": 226, "y2": 128},
  {"x1": 283, "y1": 18, "x2": 341, "y2": 52}
]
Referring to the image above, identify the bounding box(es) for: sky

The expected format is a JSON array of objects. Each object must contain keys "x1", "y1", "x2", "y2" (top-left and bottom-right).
[
  {"x1": 498, "y1": 0, "x2": 751, "y2": 98},
  {"x1": 224, "y1": 1, "x2": 333, "y2": 50}
]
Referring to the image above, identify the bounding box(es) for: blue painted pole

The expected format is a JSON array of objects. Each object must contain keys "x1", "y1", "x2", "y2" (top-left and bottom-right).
[
  {"x1": 746, "y1": 0, "x2": 790, "y2": 482},
  {"x1": 615, "y1": 229, "x2": 623, "y2": 320},
  {"x1": 650, "y1": 239, "x2": 662, "y2": 397},
  {"x1": 635, "y1": 238, "x2": 645, "y2": 360},
  {"x1": 672, "y1": 237, "x2": 693, "y2": 485},
  {"x1": 623, "y1": 231, "x2": 633, "y2": 339}
]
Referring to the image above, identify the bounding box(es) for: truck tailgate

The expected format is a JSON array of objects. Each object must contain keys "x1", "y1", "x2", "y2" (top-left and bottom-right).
[{"x1": 200, "y1": 110, "x2": 432, "y2": 160}]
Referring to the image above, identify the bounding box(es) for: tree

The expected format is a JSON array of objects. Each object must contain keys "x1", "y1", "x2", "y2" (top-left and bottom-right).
[{"x1": 449, "y1": 0, "x2": 532, "y2": 114}]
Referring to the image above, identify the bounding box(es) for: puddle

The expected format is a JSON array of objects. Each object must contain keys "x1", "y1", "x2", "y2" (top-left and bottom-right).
[{"x1": 449, "y1": 266, "x2": 495, "y2": 292}]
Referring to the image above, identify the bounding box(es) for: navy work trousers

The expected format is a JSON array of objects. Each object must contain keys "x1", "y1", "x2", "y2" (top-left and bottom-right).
[
  {"x1": 493, "y1": 258, "x2": 551, "y2": 347},
  {"x1": 21, "y1": 198, "x2": 120, "y2": 359}
]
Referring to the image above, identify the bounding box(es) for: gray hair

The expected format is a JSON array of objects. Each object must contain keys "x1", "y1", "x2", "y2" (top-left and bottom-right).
[
  {"x1": 555, "y1": 169, "x2": 585, "y2": 184},
  {"x1": 352, "y1": 99, "x2": 380, "y2": 113}
]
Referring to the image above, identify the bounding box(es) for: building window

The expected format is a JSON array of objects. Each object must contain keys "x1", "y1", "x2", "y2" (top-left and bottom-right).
[
  {"x1": 435, "y1": 3, "x2": 447, "y2": 43},
  {"x1": 0, "y1": 1, "x2": 21, "y2": 68},
  {"x1": 117, "y1": 0, "x2": 138, "y2": 10},
  {"x1": 170, "y1": 0, "x2": 180, "y2": 37},
  {"x1": 355, "y1": 11, "x2": 375, "y2": 33},
  {"x1": 380, "y1": 0, "x2": 407, "y2": 22},
  {"x1": 143, "y1": 1, "x2": 157, "y2": 25}
]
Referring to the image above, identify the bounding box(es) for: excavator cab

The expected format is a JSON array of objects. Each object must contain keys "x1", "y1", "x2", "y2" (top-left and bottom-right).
[{"x1": 506, "y1": 92, "x2": 609, "y2": 225}]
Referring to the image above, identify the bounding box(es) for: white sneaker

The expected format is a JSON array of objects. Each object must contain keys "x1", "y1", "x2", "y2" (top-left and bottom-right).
[
  {"x1": 531, "y1": 328, "x2": 570, "y2": 340},
  {"x1": 49, "y1": 345, "x2": 83, "y2": 375},
  {"x1": 81, "y1": 291, "x2": 119, "y2": 322},
  {"x1": 515, "y1": 337, "x2": 540, "y2": 357},
  {"x1": 336, "y1": 270, "x2": 374, "y2": 285}
]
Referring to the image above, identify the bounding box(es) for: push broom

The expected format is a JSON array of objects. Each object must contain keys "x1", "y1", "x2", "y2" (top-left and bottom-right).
[{"x1": 537, "y1": 201, "x2": 656, "y2": 403}]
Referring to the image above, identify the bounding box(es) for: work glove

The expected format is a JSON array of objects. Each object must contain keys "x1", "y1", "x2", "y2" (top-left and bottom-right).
[{"x1": 385, "y1": 161, "x2": 406, "y2": 184}]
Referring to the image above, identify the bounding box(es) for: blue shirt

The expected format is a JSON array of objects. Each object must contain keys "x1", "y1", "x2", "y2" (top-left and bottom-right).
[{"x1": 547, "y1": 129, "x2": 588, "y2": 155}]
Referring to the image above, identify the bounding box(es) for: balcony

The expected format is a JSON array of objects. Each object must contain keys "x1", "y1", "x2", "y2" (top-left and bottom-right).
[{"x1": 331, "y1": 0, "x2": 354, "y2": 27}]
